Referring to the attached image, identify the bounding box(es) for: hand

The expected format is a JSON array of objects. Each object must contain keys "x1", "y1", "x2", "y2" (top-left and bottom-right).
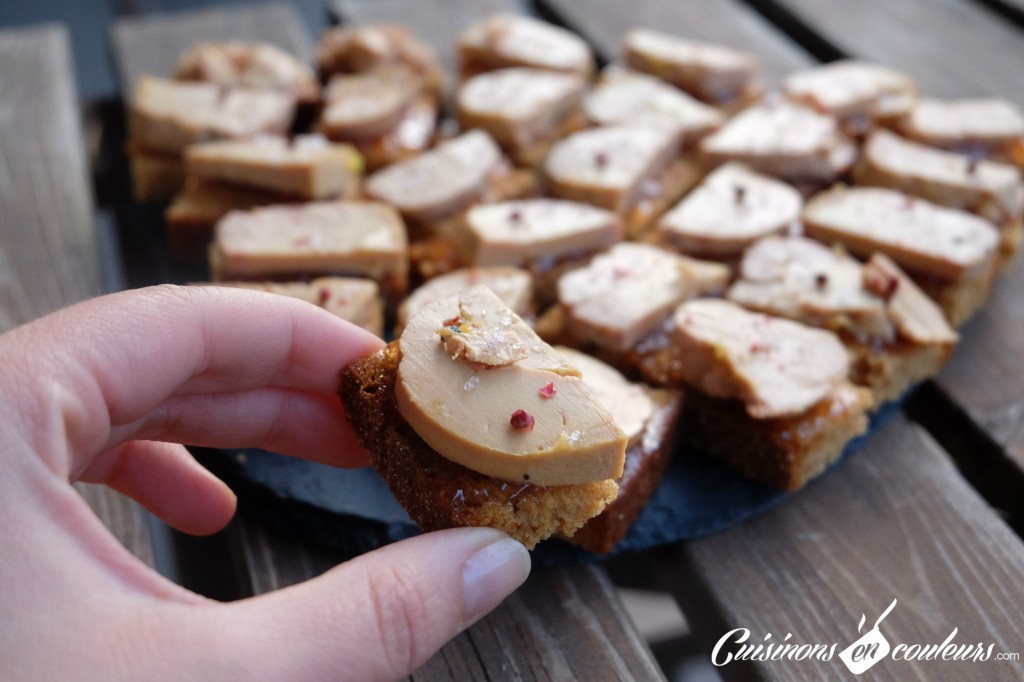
[{"x1": 0, "y1": 285, "x2": 530, "y2": 681}]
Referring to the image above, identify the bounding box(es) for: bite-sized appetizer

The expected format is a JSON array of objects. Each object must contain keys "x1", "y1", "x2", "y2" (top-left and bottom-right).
[
  {"x1": 803, "y1": 186, "x2": 1000, "y2": 326},
  {"x1": 174, "y1": 41, "x2": 320, "y2": 104},
  {"x1": 583, "y1": 66, "x2": 724, "y2": 148},
  {"x1": 699, "y1": 102, "x2": 856, "y2": 186},
  {"x1": 536, "y1": 242, "x2": 730, "y2": 374},
  {"x1": 545, "y1": 125, "x2": 701, "y2": 238},
  {"x1": 893, "y1": 98, "x2": 1024, "y2": 168},
  {"x1": 650, "y1": 299, "x2": 871, "y2": 491},
  {"x1": 656, "y1": 162, "x2": 803, "y2": 259},
  {"x1": 436, "y1": 199, "x2": 622, "y2": 303},
  {"x1": 316, "y1": 23, "x2": 443, "y2": 98},
  {"x1": 341, "y1": 285, "x2": 625, "y2": 549},
  {"x1": 782, "y1": 60, "x2": 916, "y2": 135},
  {"x1": 165, "y1": 179, "x2": 286, "y2": 263},
  {"x1": 556, "y1": 347, "x2": 682, "y2": 554},
  {"x1": 317, "y1": 66, "x2": 437, "y2": 171},
  {"x1": 127, "y1": 76, "x2": 295, "y2": 201},
  {"x1": 460, "y1": 199, "x2": 621, "y2": 269},
  {"x1": 210, "y1": 277, "x2": 384, "y2": 337},
  {"x1": 184, "y1": 134, "x2": 362, "y2": 200},
  {"x1": 854, "y1": 130, "x2": 1024, "y2": 262},
  {"x1": 364, "y1": 130, "x2": 534, "y2": 236},
  {"x1": 457, "y1": 14, "x2": 595, "y2": 80},
  {"x1": 208, "y1": 200, "x2": 408, "y2": 304},
  {"x1": 621, "y1": 29, "x2": 760, "y2": 108},
  {"x1": 129, "y1": 76, "x2": 295, "y2": 155},
  {"x1": 396, "y1": 266, "x2": 534, "y2": 336},
  {"x1": 457, "y1": 67, "x2": 587, "y2": 167},
  {"x1": 728, "y1": 236, "x2": 957, "y2": 405}
]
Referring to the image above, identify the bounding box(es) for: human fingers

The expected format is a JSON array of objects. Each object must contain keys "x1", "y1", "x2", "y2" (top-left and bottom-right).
[
  {"x1": 193, "y1": 528, "x2": 531, "y2": 681},
  {"x1": 1, "y1": 284, "x2": 382, "y2": 477},
  {"x1": 79, "y1": 440, "x2": 237, "y2": 536},
  {"x1": 104, "y1": 388, "x2": 370, "y2": 470}
]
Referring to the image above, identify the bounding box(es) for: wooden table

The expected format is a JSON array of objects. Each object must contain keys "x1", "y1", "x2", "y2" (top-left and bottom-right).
[{"x1": 3, "y1": 1, "x2": 1024, "y2": 679}]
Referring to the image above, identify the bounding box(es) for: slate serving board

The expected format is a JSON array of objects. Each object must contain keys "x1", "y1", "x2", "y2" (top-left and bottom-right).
[{"x1": 197, "y1": 400, "x2": 899, "y2": 566}]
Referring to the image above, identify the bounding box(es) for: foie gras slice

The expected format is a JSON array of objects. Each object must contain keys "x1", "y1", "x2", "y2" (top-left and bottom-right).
[
  {"x1": 620, "y1": 29, "x2": 758, "y2": 104},
  {"x1": 558, "y1": 243, "x2": 730, "y2": 352},
  {"x1": 802, "y1": 186, "x2": 999, "y2": 280},
  {"x1": 129, "y1": 76, "x2": 295, "y2": 154},
  {"x1": 728, "y1": 235, "x2": 955, "y2": 345},
  {"x1": 396, "y1": 285, "x2": 626, "y2": 486},
  {"x1": 461, "y1": 199, "x2": 621, "y2": 267},
  {"x1": 397, "y1": 267, "x2": 533, "y2": 334},
  {"x1": 861, "y1": 255, "x2": 957, "y2": 346},
  {"x1": 657, "y1": 162, "x2": 802, "y2": 257},
  {"x1": 583, "y1": 66, "x2": 724, "y2": 144},
  {"x1": 457, "y1": 67, "x2": 586, "y2": 152},
  {"x1": 316, "y1": 24, "x2": 443, "y2": 96},
  {"x1": 554, "y1": 347, "x2": 655, "y2": 449},
  {"x1": 782, "y1": 60, "x2": 916, "y2": 120},
  {"x1": 896, "y1": 98, "x2": 1024, "y2": 150},
  {"x1": 174, "y1": 41, "x2": 320, "y2": 103},
  {"x1": 209, "y1": 201, "x2": 407, "y2": 284},
  {"x1": 544, "y1": 125, "x2": 679, "y2": 214},
  {"x1": 699, "y1": 102, "x2": 856, "y2": 182},
  {"x1": 319, "y1": 67, "x2": 423, "y2": 139},
  {"x1": 213, "y1": 277, "x2": 383, "y2": 336},
  {"x1": 672, "y1": 299, "x2": 849, "y2": 419},
  {"x1": 729, "y1": 236, "x2": 890, "y2": 339},
  {"x1": 364, "y1": 129, "x2": 504, "y2": 224},
  {"x1": 856, "y1": 130, "x2": 1023, "y2": 225},
  {"x1": 457, "y1": 14, "x2": 595, "y2": 78},
  {"x1": 184, "y1": 135, "x2": 362, "y2": 199}
]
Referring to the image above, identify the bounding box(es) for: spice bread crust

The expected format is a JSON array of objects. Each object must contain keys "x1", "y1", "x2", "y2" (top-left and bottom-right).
[
  {"x1": 569, "y1": 387, "x2": 683, "y2": 553},
  {"x1": 340, "y1": 342, "x2": 618, "y2": 550},
  {"x1": 913, "y1": 257, "x2": 1000, "y2": 327},
  {"x1": 678, "y1": 384, "x2": 871, "y2": 491},
  {"x1": 129, "y1": 151, "x2": 185, "y2": 202}
]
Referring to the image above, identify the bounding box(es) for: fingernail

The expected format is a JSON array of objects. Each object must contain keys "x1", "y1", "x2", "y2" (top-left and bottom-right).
[{"x1": 461, "y1": 536, "x2": 531, "y2": 628}]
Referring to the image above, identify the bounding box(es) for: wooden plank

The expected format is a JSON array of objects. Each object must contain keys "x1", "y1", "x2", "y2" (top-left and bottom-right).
[
  {"x1": 764, "y1": 0, "x2": 1024, "y2": 470},
  {"x1": 0, "y1": 24, "x2": 103, "y2": 329},
  {"x1": 0, "y1": 24, "x2": 155, "y2": 567},
  {"x1": 768, "y1": 0, "x2": 1024, "y2": 106},
  {"x1": 670, "y1": 414, "x2": 1024, "y2": 681},
  {"x1": 74, "y1": 482, "x2": 157, "y2": 568},
  {"x1": 332, "y1": 0, "x2": 527, "y2": 81},
  {"x1": 541, "y1": 0, "x2": 812, "y2": 87},
  {"x1": 228, "y1": 518, "x2": 665, "y2": 681},
  {"x1": 110, "y1": 3, "x2": 314, "y2": 91}
]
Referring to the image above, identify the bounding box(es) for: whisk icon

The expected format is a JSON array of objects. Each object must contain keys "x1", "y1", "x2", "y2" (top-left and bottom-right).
[{"x1": 838, "y1": 598, "x2": 898, "y2": 674}]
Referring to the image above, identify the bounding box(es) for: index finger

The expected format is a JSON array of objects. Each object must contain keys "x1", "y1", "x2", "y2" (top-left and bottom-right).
[{"x1": 2, "y1": 285, "x2": 383, "y2": 469}]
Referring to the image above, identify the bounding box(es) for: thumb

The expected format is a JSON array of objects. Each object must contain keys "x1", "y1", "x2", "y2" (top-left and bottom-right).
[{"x1": 207, "y1": 528, "x2": 531, "y2": 681}]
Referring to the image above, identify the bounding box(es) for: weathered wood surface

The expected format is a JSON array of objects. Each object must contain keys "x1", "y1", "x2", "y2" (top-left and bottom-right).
[
  {"x1": 540, "y1": 0, "x2": 810, "y2": 88},
  {"x1": 0, "y1": 25, "x2": 103, "y2": 330},
  {"x1": 673, "y1": 414, "x2": 1024, "y2": 682},
  {"x1": 229, "y1": 518, "x2": 665, "y2": 681},
  {"x1": 765, "y1": 0, "x2": 1024, "y2": 106},
  {"x1": 110, "y1": 3, "x2": 314, "y2": 91},
  {"x1": 0, "y1": 24, "x2": 156, "y2": 567},
  {"x1": 761, "y1": 0, "x2": 1024, "y2": 471}
]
